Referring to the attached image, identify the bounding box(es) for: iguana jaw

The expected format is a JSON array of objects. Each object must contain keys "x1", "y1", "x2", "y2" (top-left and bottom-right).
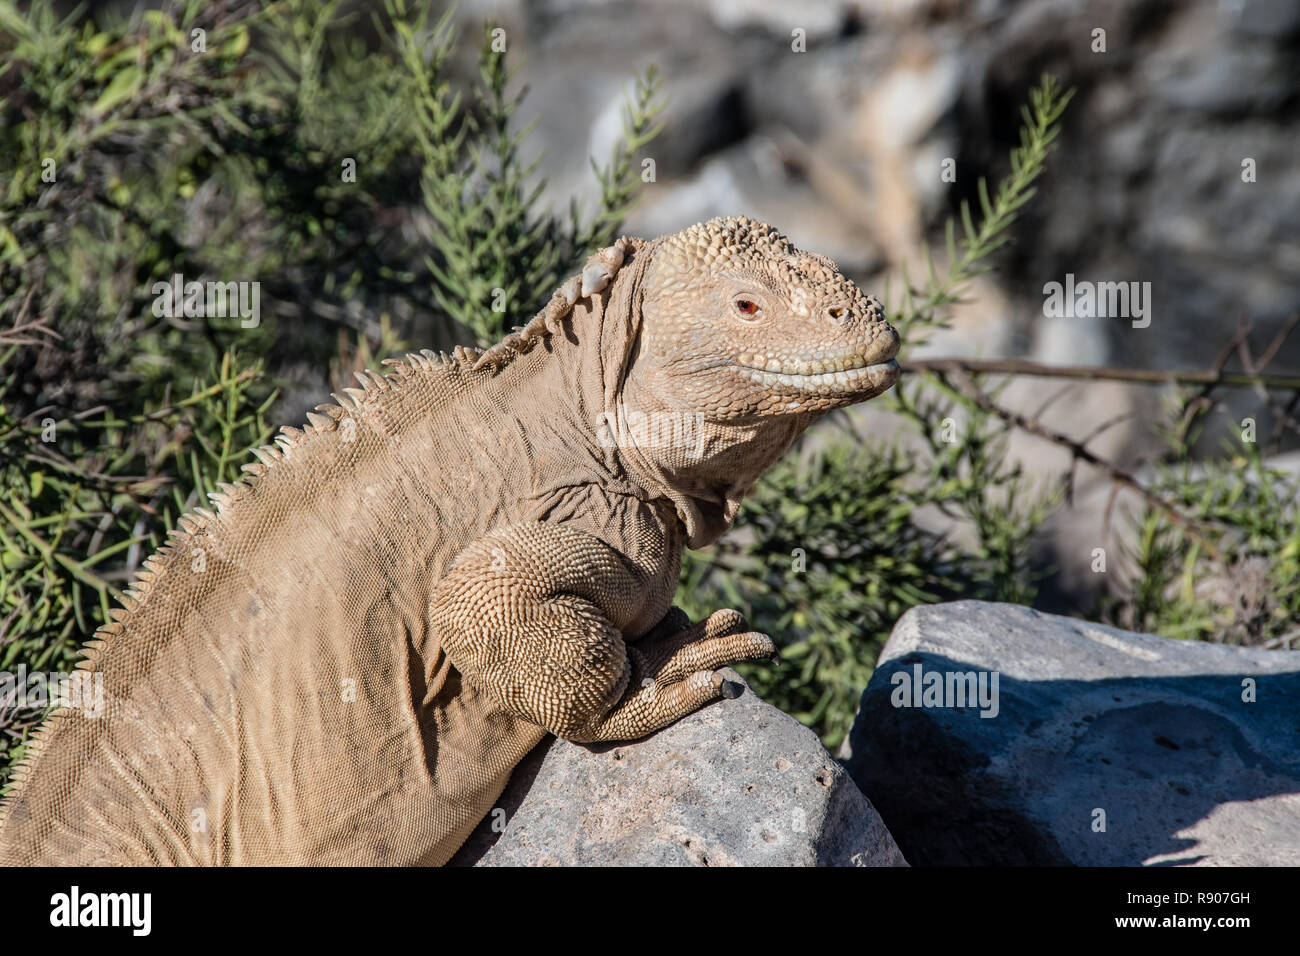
[
  {"x1": 732, "y1": 348, "x2": 900, "y2": 398},
  {"x1": 713, "y1": 321, "x2": 901, "y2": 415}
]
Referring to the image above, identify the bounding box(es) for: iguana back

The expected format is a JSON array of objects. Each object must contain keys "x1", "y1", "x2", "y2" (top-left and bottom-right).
[{"x1": 3, "y1": 348, "x2": 542, "y2": 863}]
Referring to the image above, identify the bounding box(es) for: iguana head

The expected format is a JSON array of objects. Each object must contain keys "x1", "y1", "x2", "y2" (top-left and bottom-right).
[
  {"x1": 628, "y1": 216, "x2": 899, "y2": 421},
  {"x1": 475, "y1": 216, "x2": 902, "y2": 547}
]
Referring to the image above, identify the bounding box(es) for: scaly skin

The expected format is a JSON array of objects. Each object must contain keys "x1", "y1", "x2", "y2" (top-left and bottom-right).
[{"x1": 0, "y1": 217, "x2": 899, "y2": 865}]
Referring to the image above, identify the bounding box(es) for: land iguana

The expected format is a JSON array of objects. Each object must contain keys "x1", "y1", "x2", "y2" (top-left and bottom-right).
[{"x1": 0, "y1": 216, "x2": 900, "y2": 865}]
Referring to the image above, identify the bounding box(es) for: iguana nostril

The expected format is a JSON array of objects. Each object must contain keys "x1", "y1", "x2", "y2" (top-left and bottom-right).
[{"x1": 827, "y1": 305, "x2": 846, "y2": 320}]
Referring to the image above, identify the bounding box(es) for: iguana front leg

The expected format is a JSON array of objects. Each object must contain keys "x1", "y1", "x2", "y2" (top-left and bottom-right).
[{"x1": 428, "y1": 522, "x2": 774, "y2": 743}]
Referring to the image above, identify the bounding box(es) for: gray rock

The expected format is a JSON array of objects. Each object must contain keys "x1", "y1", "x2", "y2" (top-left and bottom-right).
[
  {"x1": 704, "y1": 0, "x2": 846, "y2": 39},
  {"x1": 627, "y1": 141, "x2": 886, "y2": 277},
  {"x1": 1147, "y1": 45, "x2": 1291, "y2": 115},
  {"x1": 452, "y1": 669, "x2": 907, "y2": 866},
  {"x1": 1232, "y1": 0, "x2": 1300, "y2": 38},
  {"x1": 841, "y1": 601, "x2": 1300, "y2": 865}
]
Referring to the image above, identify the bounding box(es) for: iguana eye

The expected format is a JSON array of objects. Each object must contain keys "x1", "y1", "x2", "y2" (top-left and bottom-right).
[{"x1": 734, "y1": 299, "x2": 760, "y2": 317}]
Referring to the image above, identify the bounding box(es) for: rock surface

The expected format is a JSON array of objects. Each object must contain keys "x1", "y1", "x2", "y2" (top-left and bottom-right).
[
  {"x1": 841, "y1": 600, "x2": 1300, "y2": 866},
  {"x1": 451, "y1": 669, "x2": 907, "y2": 866}
]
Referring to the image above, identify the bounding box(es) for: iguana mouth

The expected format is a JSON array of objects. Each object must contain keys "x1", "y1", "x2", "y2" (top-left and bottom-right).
[
  {"x1": 736, "y1": 359, "x2": 899, "y2": 391},
  {"x1": 733, "y1": 347, "x2": 901, "y2": 392}
]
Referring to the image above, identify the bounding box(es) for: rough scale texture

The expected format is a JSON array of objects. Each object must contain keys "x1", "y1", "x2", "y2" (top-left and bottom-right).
[
  {"x1": 0, "y1": 217, "x2": 899, "y2": 866},
  {"x1": 842, "y1": 601, "x2": 1300, "y2": 866}
]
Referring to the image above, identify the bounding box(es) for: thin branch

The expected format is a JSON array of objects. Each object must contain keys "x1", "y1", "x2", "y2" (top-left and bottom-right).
[
  {"x1": 903, "y1": 357, "x2": 1300, "y2": 391},
  {"x1": 1255, "y1": 312, "x2": 1300, "y2": 371},
  {"x1": 1262, "y1": 628, "x2": 1300, "y2": 650},
  {"x1": 1031, "y1": 381, "x2": 1079, "y2": 421},
  {"x1": 1079, "y1": 410, "x2": 1138, "y2": 447},
  {"x1": 935, "y1": 367, "x2": 1224, "y2": 561}
]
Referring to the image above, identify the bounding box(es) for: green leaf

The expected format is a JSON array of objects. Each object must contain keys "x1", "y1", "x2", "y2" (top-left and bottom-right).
[
  {"x1": 81, "y1": 32, "x2": 111, "y2": 56},
  {"x1": 92, "y1": 65, "x2": 144, "y2": 115},
  {"x1": 221, "y1": 25, "x2": 250, "y2": 59}
]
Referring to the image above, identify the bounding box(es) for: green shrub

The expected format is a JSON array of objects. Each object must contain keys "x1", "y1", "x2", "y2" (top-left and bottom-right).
[{"x1": 1103, "y1": 392, "x2": 1300, "y2": 646}]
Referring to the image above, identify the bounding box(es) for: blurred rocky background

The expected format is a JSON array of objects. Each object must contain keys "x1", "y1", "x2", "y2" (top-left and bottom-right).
[{"x1": 489, "y1": 0, "x2": 1299, "y2": 375}]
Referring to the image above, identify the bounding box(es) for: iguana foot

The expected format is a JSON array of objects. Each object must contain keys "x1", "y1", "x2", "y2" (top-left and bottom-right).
[{"x1": 566, "y1": 607, "x2": 775, "y2": 743}]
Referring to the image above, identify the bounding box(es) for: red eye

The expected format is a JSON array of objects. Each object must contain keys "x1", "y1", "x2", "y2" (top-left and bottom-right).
[{"x1": 735, "y1": 299, "x2": 759, "y2": 316}]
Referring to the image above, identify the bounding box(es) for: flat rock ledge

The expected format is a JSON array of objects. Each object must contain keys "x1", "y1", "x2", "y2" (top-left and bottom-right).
[
  {"x1": 841, "y1": 600, "x2": 1300, "y2": 866},
  {"x1": 451, "y1": 668, "x2": 906, "y2": 867}
]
